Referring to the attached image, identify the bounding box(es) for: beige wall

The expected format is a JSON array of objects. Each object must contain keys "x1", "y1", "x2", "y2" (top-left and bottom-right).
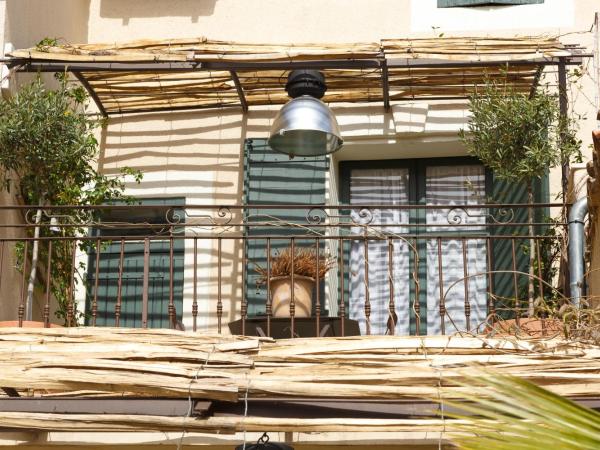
[
  {"x1": 0, "y1": 189, "x2": 23, "y2": 321},
  {"x1": 1, "y1": 0, "x2": 599, "y2": 326},
  {"x1": 4, "y1": 0, "x2": 89, "y2": 49},
  {"x1": 87, "y1": 0, "x2": 410, "y2": 44},
  {"x1": 83, "y1": 0, "x2": 599, "y2": 205},
  {"x1": 0, "y1": 429, "x2": 454, "y2": 449}
]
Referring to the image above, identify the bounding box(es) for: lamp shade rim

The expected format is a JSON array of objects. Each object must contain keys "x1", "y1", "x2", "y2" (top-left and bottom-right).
[
  {"x1": 268, "y1": 131, "x2": 343, "y2": 157},
  {"x1": 235, "y1": 443, "x2": 294, "y2": 450},
  {"x1": 268, "y1": 96, "x2": 343, "y2": 157}
]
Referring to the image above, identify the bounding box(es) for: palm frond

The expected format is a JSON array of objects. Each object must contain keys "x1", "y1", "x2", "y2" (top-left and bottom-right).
[{"x1": 440, "y1": 371, "x2": 600, "y2": 450}]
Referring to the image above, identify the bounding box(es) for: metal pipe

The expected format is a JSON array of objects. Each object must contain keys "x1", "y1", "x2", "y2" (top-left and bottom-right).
[{"x1": 569, "y1": 197, "x2": 589, "y2": 306}]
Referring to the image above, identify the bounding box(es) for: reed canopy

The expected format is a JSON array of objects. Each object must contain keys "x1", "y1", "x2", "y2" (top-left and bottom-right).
[{"x1": 4, "y1": 36, "x2": 583, "y2": 116}]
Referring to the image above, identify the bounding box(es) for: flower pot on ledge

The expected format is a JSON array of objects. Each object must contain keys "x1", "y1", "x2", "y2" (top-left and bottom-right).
[
  {"x1": 270, "y1": 275, "x2": 315, "y2": 318},
  {"x1": 488, "y1": 318, "x2": 564, "y2": 338}
]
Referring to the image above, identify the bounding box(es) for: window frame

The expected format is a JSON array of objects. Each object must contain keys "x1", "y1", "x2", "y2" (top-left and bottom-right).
[{"x1": 85, "y1": 197, "x2": 186, "y2": 328}]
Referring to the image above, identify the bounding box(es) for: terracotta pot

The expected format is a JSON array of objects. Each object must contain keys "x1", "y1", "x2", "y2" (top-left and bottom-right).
[
  {"x1": 0, "y1": 321, "x2": 62, "y2": 328},
  {"x1": 488, "y1": 318, "x2": 564, "y2": 338},
  {"x1": 269, "y1": 275, "x2": 315, "y2": 318}
]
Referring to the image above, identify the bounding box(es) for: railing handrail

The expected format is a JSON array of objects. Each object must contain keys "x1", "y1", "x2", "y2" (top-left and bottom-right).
[
  {"x1": 0, "y1": 202, "x2": 570, "y2": 210},
  {"x1": 0, "y1": 201, "x2": 570, "y2": 337}
]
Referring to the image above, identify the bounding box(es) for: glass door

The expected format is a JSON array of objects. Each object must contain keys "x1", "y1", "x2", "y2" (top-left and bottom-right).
[
  {"x1": 342, "y1": 158, "x2": 488, "y2": 335},
  {"x1": 347, "y1": 167, "x2": 412, "y2": 335},
  {"x1": 423, "y1": 164, "x2": 487, "y2": 334}
]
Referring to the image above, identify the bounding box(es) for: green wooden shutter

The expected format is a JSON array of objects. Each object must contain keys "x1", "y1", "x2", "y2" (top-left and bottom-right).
[
  {"x1": 490, "y1": 174, "x2": 549, "y2": 319},
  {"x1": 243, "y1": 139, "x2": 328, "y2": 316},
  {"x1": 86, "y1": 198, "x2": 185, "y2": 328},
  {"x1": 438, "y1": 0, "x2": 543, "y2": 7}
]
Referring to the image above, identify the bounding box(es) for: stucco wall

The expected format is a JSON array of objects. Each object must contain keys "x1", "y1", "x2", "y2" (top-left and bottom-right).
[
  {"x1": 1, "y1": 0, "x2": 599, "y2": 327},
  {"x1": 0, "y1": 429, "x2": 454, "y2": 449},
  {"x1": 81, "y1": 0, "x2": 599, "y2": 206},
  {"x1": 96, "y1": 102, "x2": 475, "y2": 331},
  {"x1": 4, "y1": 0, "x2": 89, "y2": 49}
]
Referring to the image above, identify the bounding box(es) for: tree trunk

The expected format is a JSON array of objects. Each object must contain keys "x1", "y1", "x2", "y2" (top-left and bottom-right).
[
  {"x1": 25, "y1": 201, "x2": 43, "y2": 321},
  {"x1": 527, "y1": 182, "x2": 535, "y2": 317}
]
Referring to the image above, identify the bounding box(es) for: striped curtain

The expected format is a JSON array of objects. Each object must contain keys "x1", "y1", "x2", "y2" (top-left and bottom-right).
[
  {"x1": 425, "y1": 165, "x2": 488, "y2": 334},
  {"x1": 348, "y1": 168, "x2": 411, "y2": 335}
]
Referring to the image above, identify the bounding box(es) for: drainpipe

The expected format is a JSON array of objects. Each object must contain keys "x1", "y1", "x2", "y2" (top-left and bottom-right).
[{"x1": 568, "y1": 197, "x2": 589, "y2": 307}]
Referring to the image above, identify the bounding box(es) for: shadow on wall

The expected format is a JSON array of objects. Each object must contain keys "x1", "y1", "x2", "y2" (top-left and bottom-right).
[
  {"x1": 96, "y1": 101, "x2": 472, "y2": 331},
  {"x1": 101, "y1": 107, "x2": 273, "y2": 201},
  {"x1": 99, "y1": 0, "x2": 218, "y2": 24},
  {"x1": 6, "y1": 0, "x2": 90, "y2": 48},
  {"x1": 99, "y1": 106, "x2": 274, "y2": 331},
  {"x1": 332, "y1": 101, "x2": 469, "y2": 136},
  {"x1": 95, "y1": 97, "x2": 477, "y2": 332}
]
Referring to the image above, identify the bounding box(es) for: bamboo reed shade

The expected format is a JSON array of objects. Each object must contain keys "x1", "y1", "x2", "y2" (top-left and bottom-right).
[
  {"x1": 1, "y1": 328, "x2": 600, "y2": 434},
  {"x1": 7, "y1": 36, "x2": 576, "y2": 115}
]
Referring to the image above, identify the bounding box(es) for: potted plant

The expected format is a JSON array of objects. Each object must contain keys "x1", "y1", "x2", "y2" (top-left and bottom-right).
[
  {"x1": 256, "y1": 247, "x2": 335, "y2": 318},
  {"x1": 459, "y1": 76, "x2": 581, "y2": 318},
  {"x1": 0, "y1": 73, "x2": 142, "y2": 325}
]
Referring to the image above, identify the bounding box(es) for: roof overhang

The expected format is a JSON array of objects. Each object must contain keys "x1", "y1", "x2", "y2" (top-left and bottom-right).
[{"x1": 2, "y1": 36, "x2": 588, "y2": 117}]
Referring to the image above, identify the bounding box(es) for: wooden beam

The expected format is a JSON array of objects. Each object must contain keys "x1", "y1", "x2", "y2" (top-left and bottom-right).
[
  {"x1": 381, "y1": 60, "x2": 390, "y2": 111},
  {"x1": 11, "y1": 59, "x2": 380, "y2": 72},
  {"x1": 0, "y1": 398, "x2": 211, "y2": 416},
  {"x1": 387, "y1": 56, "x2": 590, "y2": 69},
  {"x1": 558, "y1": 56, "x2": 569, "y2": 204},
  {"x1": 72, "y1": 71, "x2": 108, "y2": 117},
  {"x1": 230, "y1": 71, "x2": 248, "y2": 113},
  {"x1": 528, "y1": 65, "x2": 544, "y2": 98},
  {"x1": 8, "y1": 56, "x2": 590, "y2": 74},
  {"x1": 108, "y1": 102, "x2": 243, "y2": 116}
]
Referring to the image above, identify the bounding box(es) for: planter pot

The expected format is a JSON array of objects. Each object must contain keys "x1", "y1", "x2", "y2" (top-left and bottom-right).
[
  {"x1": 269, "y1": 275, "x2": 315, "y2": 318},
  {"x1": 488, "y1": 318, "x2": 564, "y2": 338},
  {"x1": 0, "y1": 321, "x2": 62, "y2": 328}
]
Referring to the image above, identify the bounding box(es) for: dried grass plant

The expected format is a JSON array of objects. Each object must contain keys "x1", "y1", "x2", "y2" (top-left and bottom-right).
[{"x1": 256, "y1": 247, "x2": 335, "y2": 284}]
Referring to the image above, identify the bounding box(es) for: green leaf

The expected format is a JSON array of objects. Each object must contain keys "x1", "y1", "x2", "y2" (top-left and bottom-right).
[
  {"x1": 460, "y1": 77, "x2": 581, "y2": 185},
  {"x1": 439, "y1": 371, "x2": 600, "y2": 450},
  {"x1": 0, "y1": 75, "x2": 143, "y2": 324}
]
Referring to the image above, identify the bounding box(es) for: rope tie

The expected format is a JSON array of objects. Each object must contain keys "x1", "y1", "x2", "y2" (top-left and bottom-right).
[{"x1": 177, "y1": 344, "x2": 216, "y2": 450}]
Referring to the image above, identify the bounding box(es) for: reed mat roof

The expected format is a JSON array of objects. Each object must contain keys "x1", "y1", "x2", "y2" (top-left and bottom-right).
[{"x1": 5, "y1": 36, "x2": 581, "y2": 116}]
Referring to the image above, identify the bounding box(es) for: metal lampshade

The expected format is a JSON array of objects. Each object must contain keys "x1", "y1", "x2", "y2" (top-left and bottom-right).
[
  {"x1": 234, "y1": 442, "x2": 294, "y2": 450},
  {"x1": 235, "y1": 433, "x2": 294, "y2": 450},
  {"x1": 268, "y1": 70, "x2": 343, "y2": 157}
]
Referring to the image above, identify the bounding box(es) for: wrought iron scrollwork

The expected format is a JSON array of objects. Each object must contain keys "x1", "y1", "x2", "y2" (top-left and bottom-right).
[
  {"x1": 166, "y1": 207, "x2": 184, "y2": 225},
  {"x1": 166, "y1": 206, "x2": 233, "y2": 226},
  {"x1": 307, "y1": 207, "x2": 328, "y2": 225},
  {"x1": 25, "y1": 208, "x2": 96, "y2": 229},
  {"x1": 447, "y1": 206, "x2": 514, "y2": 225},
  {"x1": 351, "y1": 208, "x2": 374, "y2": 225},
  {"x1": 216, "y1": 206, "x2": 233, "y2": 225}
]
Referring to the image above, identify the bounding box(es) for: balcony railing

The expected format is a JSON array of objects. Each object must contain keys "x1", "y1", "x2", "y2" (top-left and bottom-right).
[{"x1": 0, "y1": 203, "x2": 570, "y2": 337}]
